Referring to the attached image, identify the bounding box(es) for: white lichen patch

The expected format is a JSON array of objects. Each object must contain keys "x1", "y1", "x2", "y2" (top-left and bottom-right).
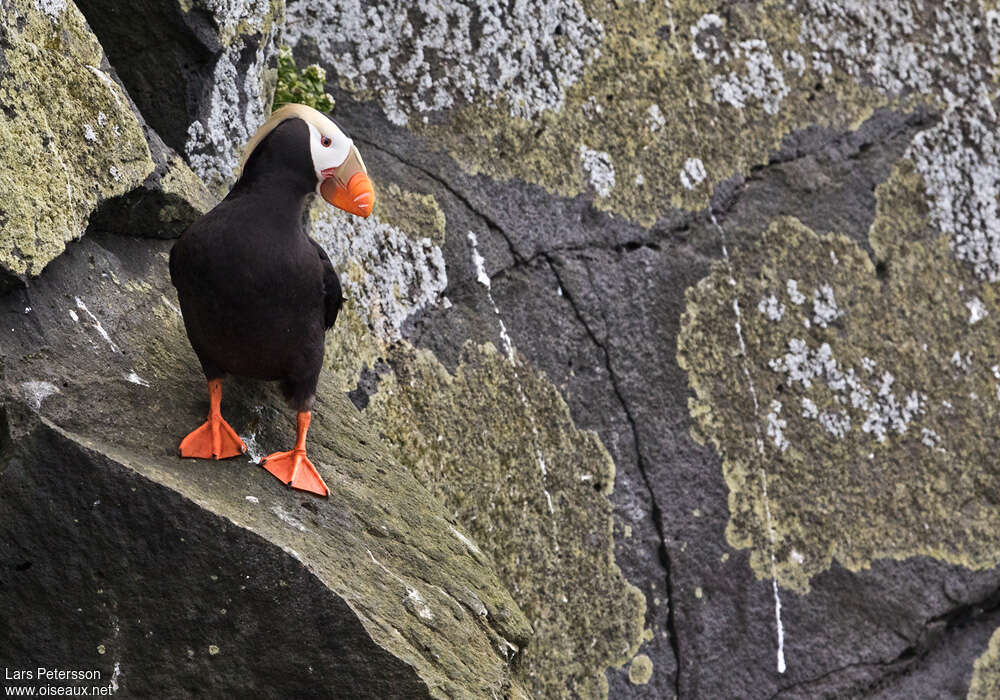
[
  {"x1": 310, "y1": 205, "x2": 447, "y2": 340},
  {"x1": 766, "y1": 400, "x2": 789, "y2": 452},
  {"x1": 710, "y1": 40, "x2": 789, "y2": 116},
  {"x1": 769, "y1": 339, "x2": 926, "y2": 443},
  {"x1": 690, "y1": 14, "x2": 730, "y2": 64},
  {"x1": 968, "y1": 296, "x2": 989, "y2": 324},
  {"x1": 199, "y1": 0, "x2": 273, "y2": 43},
  {"x1": 285, "y1": 0, "x2": 604, "y2": 125},
  {"x1": 184, "y1": 13, "x2": 279, "y2": 192},
  {"x1": 20, "y1": 381, "x2": 59, "y2": 410},
  {"x1": 645, "y1": 103, "x2": 666, "y2": 131},
  {"x1": 184, "y1": 43, "x2": 275, "y2": 191},
  {"x1": 83, "y1": 124, "x2": 97, "y2": 142},
  {"x1": 811, "y1": 284, "x2": 842, "y2": 328},
  {"x1": 952, "y1": 350, "x2": 973, "y2": 372},
  {"x1": 33, "y1": 0, "x2": 66, "y2": 21},
  {"x1": 758, "y1": 293, "x2": 786, "y2": 321},
  {"x1": 801, "y1": 396, "x2": 818, "y2": 419},
  {"x1": 786, "y1": 279, "x2": 806, "y2": 305},
  {"x1": 580, "y1": 146, "x2": 616, "y2": 197},
  {"x1": 680, "y1": 157, "x2": 707, "y2": 190},
  {"x1": 799, "y1": 0, "x2": 1000, "y2": 283}
]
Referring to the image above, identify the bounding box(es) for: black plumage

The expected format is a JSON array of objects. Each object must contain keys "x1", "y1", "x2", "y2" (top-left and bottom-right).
[
  {"x1": 170, "y1": 104, "x2": 372, "y2": 496},
  {"x1": 170, "y1": 118, "x2": 343, "y2": 412}
]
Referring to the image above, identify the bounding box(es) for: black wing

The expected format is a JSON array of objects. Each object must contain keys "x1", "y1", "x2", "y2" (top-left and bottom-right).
[{"x1": 310, "y1": 238, "x2": 343, "y2": 329}]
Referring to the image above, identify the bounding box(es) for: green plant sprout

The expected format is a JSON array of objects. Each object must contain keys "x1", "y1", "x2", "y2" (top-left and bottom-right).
[{"x1": 273, "y1": 45, "x2": 335, "y2": 113}]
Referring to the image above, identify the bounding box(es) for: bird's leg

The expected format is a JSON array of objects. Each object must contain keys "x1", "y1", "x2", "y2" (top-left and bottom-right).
[
  {"x1": 178, "y1": 379, "x2": 247, "y2": 460},
  {"x1": 260, "y1": 411, "x2": 329, "y2": 497}
]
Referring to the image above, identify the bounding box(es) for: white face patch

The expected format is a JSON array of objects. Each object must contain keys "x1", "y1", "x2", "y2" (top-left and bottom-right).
[{"x1": 306, "y1": 121, "x2": 352, "y2": 188}]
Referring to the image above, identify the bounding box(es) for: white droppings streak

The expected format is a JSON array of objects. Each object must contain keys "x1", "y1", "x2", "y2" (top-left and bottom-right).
[
  {"x1": 21, "y1": 381, "x2": 59, "y2": 410},
  {"x1": 450, "y1": 525, "x2": 483, "y2": 556},
  {"x1": 110, "y1": 662, "x2": 121, "y2": 693},
  {"x1": 86, "y1": 66, "x2": 124, "y2": 107},
  {"x1": 367, "y1": 548, "x2": 433, "y2": 620},
  {"x1": 270, "y1": 505, "x2": 310, "y2": 533},
  {"x1": 467, "y1": 231, "x2": 554, "y2": 511},
  {"x1": 125, "y1": 372, "x2": 150, "y2": 387},
  {"x1": 74, "y1": 297, "x2": 119, "y2": 352},
  {"x1": 709, "y1": 212, "x2": 786, "y2": 674}
]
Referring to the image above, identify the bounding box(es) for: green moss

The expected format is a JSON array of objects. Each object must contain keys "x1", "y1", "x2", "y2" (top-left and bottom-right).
[
  {"x1": 968, "y1": 628, "x2": 1000, "y2": 700},
  {"x1": 678, "y1": 199, "x2": 1000, "y2": 592},
  {"x1": 0, "y1": 0, "x2": 154, "y2": 279},
  {"x1": 368, "y1": 342, "x2": 646, "y2": 698},
  {"x1": 274, "y1": 45, "x2": 335, "y2": 113}
]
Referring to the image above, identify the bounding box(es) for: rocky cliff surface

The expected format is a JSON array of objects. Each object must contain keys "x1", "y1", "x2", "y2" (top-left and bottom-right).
[{"x1": 4, "y1": 0, "x2": 1000, "y2": 698}]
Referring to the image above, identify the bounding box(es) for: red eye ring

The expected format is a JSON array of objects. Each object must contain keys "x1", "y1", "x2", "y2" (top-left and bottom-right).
[{"x1": 321, "y1": 136, "x2": 332, "y2": 148}]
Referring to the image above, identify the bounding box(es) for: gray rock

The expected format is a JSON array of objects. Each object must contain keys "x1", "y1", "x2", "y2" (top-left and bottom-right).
[
  {"x1": 0, "y1": 232, "x2": 531, "y2": 699},
  {"x1": 76, "y1": 0, "x2": 283, "y2": 194}
]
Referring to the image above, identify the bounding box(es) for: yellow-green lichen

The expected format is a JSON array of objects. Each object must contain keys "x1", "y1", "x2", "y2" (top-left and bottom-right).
[
  {"x1": 968, "y1": 627, "x2": 1000, "y2": 700},
  {"x1": 0, "y1": 0, "x2": 154, "y2": 279},
  {"x1": 372, "y1": 183, "x2": 448, "y2": 247},
  {"x1": 627, "y1": 654, "x2": 653, "y2": 685},
  {"x1": 296, "y1": 0, "x2": 1000, "y2": 234},
  {"x1": 414, "y1": 0, "x2": 898, "y2": 226},
  {"x1": 678, "y1": 194, "x2": 1000, "y2": 592},
  {"x1": 367, "y1": 342, "x2": 646, "y2": 698},
  {"x1": 157, "y1": 156, "x2": 217, "y2": 223}
]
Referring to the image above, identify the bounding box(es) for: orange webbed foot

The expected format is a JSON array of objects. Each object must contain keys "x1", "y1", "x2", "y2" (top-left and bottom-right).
[
  {"x1": 179, "y1": 415, "x2": 246, "y2": 460},
  {"x1": 261, "y1": 448, "x2": 329, "y2": 497}
]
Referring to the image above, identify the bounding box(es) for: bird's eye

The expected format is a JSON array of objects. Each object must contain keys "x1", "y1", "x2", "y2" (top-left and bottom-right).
[{"x1": 321, "y1": 136, "x2": 332, "y2": 148}]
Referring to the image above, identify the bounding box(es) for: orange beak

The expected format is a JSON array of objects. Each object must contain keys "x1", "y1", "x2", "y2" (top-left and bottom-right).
[
  {"x1": 321, "y1": 170, "x2": 374, "y2": 218},
  {"x1": 319, "y1": 146, "x2": 374, "y2": 218}
]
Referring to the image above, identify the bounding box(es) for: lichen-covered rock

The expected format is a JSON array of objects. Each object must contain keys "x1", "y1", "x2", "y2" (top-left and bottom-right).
[
  {"x1": 302, "y1": 182, "x2": 645, "y2": 696},
  {"x1": 678, "y1": 154, "x2": 1000, "y2": 591},
  {"x1": 90, "y1": 126, "x2": 218, "y2": 239},
  {"x1": 0, "y1": 231, "x2": 531, "y2": 699},
  {"x1": 76, "y1": 0, "x2": 283, "y2": 194},
  {"x1": 969, "y1": 628, "x2": 1000, "y2": 700},
  {"x1": 309, "y1": 199, "x2": 447, "y2": 341},
  {"x1": 0, "y1": 0, "x2": 154, "y2": 288},
  {"x1": 368, "y1": 342, "x2": 647, "y2": 698}
]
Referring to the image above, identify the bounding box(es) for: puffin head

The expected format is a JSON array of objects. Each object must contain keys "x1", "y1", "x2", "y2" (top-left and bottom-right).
[{"x1": 238, "y1": 103, "x2": 374, "y2": 218}]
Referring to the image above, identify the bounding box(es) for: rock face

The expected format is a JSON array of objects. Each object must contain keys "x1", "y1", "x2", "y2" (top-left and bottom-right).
[
  {"x1": 6, "y1": 0, "x2": 1000, "y2": 698},
  {"x1": 284, "y1": 1, "x2": 1000, "y2": 698},
  {"x1": 0, "y1": 0, "x2": 153, "y2": 289},
  {"x1": 0, "y1": 232, "x2": 530, "y2": 699},
  {"x1": 76, "y1": 0, "x2": 282, "y2": 193}
]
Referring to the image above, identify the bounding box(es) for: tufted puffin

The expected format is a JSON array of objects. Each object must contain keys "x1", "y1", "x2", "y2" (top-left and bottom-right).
[{"x1": 169, "y1": 103, "x2": 374, "y2": 497}]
